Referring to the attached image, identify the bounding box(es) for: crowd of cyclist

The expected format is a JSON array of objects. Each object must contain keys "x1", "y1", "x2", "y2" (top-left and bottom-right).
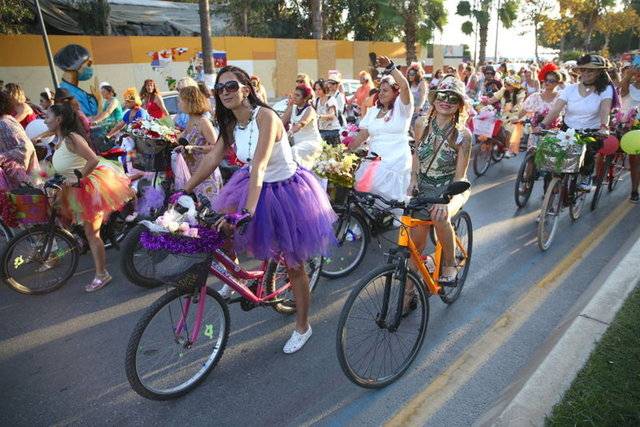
[{"x1": 1, "y1": 49, "x2": 640, "y2": 353}]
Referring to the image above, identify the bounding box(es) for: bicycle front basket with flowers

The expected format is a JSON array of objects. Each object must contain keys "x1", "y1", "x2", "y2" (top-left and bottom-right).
[
  {"x1": 138, "y1": 209, "x2": 224, "y2": 290},
  {"x1": 313, "y1": 142, "x2": 360, "y2": 188},
  {"x1": 534, "y1": 128, "x2": 590, "y2": 174},
  {"x1": 125, "y1": 119, "x2": 179, "y2": 172}
]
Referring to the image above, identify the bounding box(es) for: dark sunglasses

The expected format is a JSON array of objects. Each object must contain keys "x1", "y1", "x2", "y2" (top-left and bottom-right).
[
  {"x1": 435, "y1": 92, "x2": 462, "y2": 104},
  {"x1": 214, "y1": 81, "x2": 242, "y2": 94},
  {"x1": 544, "y1": 78, "x2": 558, "y2": 84},
  {"x1": 296, "y1": 79, "x2": 304, "y2": 83},
  {"x1": 484, "y1": 72, "x2": 495, "y2": 77}
]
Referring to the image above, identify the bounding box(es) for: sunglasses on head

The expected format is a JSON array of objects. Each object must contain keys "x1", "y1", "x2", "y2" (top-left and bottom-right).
[
  {"x1": 435, "y1": 92, "x2": 462, "y2": 104},
  {"x1": 214, "y1": 80, "x2": 243, "y2": 94}
]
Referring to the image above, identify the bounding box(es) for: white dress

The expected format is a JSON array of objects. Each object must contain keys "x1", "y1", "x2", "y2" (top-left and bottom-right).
[
  {"x1": 290, "y1": 105, "x2": 323, "y2": 169},
  {"x1": 354, "y1": 96, "x2": 413, "y2": 202}
]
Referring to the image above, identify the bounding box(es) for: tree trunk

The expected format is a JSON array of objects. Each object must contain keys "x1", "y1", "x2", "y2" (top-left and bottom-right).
[
  {"x1": 199, "y1": 0, "x2": 213, "y2": 75},
  {"x1": 242, "y1": 5, "x2": 249, "y2": 36},
  {"x1": 404, "y1": 1, "x2": 418, "y2": 64},
  {"x1": 478, "y1": 22, "x2": 489, "y2": 64},
  {"x1": 311, "y1": 0, "x2": 322, "y2": 39},
  {"x1": 534, "y1": 23, "x2": 539, "y2": 63}
]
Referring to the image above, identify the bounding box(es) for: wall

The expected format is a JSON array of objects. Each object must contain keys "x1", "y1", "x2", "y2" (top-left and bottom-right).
[{"x1": 0, "y1": 35, "x2": 457, "y2": 102}]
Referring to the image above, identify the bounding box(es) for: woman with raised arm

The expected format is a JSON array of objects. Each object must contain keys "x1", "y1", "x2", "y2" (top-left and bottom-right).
[
  {"x1": 348, "y1": 56, "x2": 414, "y2": 203},
  {"x1": 179, "y1": 66, "x2": 336, "y2": 354}
]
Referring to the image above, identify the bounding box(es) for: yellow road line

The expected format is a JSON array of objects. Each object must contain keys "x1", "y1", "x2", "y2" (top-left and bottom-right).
[{"x1": 386, "y1": 201, "x2": 633, "y2": 426}]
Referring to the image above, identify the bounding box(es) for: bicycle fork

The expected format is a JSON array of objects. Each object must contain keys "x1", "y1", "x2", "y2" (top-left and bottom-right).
[
  {"x1": 377, "y1": 248, "x2": 410, "y2": 332},
  {"x1": 174, "y1": 285, "x2": 208, "y2": 347}
]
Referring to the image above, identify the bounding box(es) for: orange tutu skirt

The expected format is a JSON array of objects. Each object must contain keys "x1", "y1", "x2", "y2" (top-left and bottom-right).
[{"x1": 58, "y1": 163, "x2": 135, "y2": 224}]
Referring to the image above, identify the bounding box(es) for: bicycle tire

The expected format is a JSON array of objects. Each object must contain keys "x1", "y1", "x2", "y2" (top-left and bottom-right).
[
  {"x1": 125, "y1": 286, "x2": 230, "y2": 400},
  {"x1": 1, "y1": 225, "x2": 79, "y2": 295},
  {"x1": 336, "y1": 264, "x2": 429, "y2": 388},
  {"x1": 120, "y1": 224, "x2": 162, "y2": 288},
  {"x1": 320, "y1": 206, "x2": 369, "y2": 278},
  {"x1": 491, "y1": 141, "x2": 505, "y2": 162},
  {"x1": 537, "y1": 176, "x2": 562, "y2": 251},
  {"x1": 440, "y1": 210, "x2": 473, "y2": 305},
  {"x1": 590, "y1": 156, "x2": 610, "y2": 211},
  {"x1": 514, "y1": 152, "x2": 536, "y2": 208},
  {"x1": 569, "y1": 175, "x2": 587, "y2": 221},
  {"x1": 473, "y1": 142, "x2": 492, "y2": 177},
  {"x1": 607, "y1": 153, "x2": 625, "y2": 192},
  {"x1": 265, "y1": 256, "x2": 323, "y2": 315}
]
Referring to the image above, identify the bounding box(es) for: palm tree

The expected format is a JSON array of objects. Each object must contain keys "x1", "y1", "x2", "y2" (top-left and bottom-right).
[
  {"x1": 311, "y1": 0, "x2": 322, "y2": 39},
  {"x1": 457, "y1": 0, "x2": 517, "y2": 64},
  {"x1": 199, "y1": 0, "x2": 213, "y2": 74},
  {"x1": 378, "y1": 0, "x2": 447, "y2": 64}
]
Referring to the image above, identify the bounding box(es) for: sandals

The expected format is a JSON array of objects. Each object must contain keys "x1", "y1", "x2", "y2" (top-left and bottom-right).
[
  {"x1": 439, "y1": 267, "x2": 458, "y2": 287},
  {"x1": 85, "y1": 272, "x2": 112, "y2": 293}
]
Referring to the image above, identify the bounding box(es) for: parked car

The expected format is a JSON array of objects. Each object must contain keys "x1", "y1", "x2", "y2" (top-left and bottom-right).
[{"x1": 161, "y1": 91, "x2": 179, "y2": 120}]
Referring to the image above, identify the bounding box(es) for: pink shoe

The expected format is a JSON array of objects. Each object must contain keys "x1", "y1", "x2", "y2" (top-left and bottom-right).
[{"x1": 85, "y1": 272, "x2": 112, "y2": 292}]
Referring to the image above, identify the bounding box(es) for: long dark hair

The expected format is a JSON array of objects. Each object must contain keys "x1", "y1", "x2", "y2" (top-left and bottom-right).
[
  {"x1": 140, "y1": 79, "x2": 158, "y2": 102},
  {"x1": 50, "y1": 103, "x2": 85, "y2": 137},
  {"x1": 577, "y1": 55, "x2": 620, "y2": 109},
  {"x1": 214, "y1": 65, "x2": 275, "y2": 148}
]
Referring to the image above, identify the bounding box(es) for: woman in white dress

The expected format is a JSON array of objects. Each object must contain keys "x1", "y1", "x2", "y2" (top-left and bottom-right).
[
  {"x1": 281, "y1": 84, "x2": 322, "y2": 169},
  {"x1": 348, "y1": 56, "x2": 413, "y2": 203}
]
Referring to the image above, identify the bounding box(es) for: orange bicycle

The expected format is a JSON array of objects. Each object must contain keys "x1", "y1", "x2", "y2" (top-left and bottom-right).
[{"x1": 336, "y1": 182, "x2": 472, "y2": 388}]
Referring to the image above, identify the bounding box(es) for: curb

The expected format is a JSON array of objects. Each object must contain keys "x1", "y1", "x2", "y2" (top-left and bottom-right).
[{"x1": 483, "y1": 230, "x2": 640, "y2": 426}]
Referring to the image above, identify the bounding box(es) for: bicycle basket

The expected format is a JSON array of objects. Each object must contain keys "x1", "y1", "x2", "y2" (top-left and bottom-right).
[
  {"x1": 537, "y1": 142, "x2": 586, "y2": 174},
  {"x1": 9, "y1": 186, "x2": 50, "y2": 224},
  {"x1": 132, "y1": 136, "x2": 171, "y2": 172},
  {"x1": 139, "y1": 227, "x2": 224, "y2": 290}
]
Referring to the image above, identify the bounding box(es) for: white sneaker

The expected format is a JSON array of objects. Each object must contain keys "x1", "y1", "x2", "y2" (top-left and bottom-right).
[
  {"x1": 218, "y1": 284, "x2": 235, "y2": 299},
  {"x1": 283, "y1": 326, "x2": 312, "y2": 354}
]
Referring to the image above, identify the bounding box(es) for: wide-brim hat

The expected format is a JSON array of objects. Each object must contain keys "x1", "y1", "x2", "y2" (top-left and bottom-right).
[
  {"x1": 427, "y1": 74, "x2": 467, "y2": 104},
  {"x1": 327, "y1": 70, "x2": 342, "y2": 84},
  {"x1": 575, "y1": 54, "x2": 609, "y2": 70},
  {"x1": 503, "y1": 74, "x2": 522, "y2": 88}
]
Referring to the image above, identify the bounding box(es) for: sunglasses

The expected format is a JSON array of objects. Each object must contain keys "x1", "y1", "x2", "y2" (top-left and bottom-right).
[
  {"x1": 544, "y1": 78, "x2": 558, "y2": 84},
  {"x1": 214, "y1": 81, "x2": 243, "y2": 94},
  {"x1": 435, "y1": 92, "x2": 462, "y2": 104},
  {"x1": 296, "y1": 79, "x2": 304, "y2": 83}
]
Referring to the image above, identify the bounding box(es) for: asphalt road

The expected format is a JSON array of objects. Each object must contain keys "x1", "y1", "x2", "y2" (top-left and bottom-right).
[{"x1": 1, "y1": 153, "x2": 639, "y2": 426}]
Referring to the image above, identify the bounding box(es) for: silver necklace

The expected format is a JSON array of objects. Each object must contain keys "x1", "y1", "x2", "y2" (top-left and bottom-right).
[{"x1": 236, "y1": 108, "x2": 256, "y2": 162}]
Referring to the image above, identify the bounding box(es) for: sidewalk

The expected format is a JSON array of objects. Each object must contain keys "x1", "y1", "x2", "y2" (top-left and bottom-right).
[{"x1": 479, "y1": 226, "x2": 640, "y2": 426}]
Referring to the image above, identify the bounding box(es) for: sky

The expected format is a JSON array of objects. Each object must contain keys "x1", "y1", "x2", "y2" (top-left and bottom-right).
[{"x1": 433, "y1": 0, "x2": 551, "y2": 61}]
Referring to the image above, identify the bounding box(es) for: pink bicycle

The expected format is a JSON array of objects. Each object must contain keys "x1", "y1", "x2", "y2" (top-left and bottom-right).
[{"x1": 124, "y1": 213, "x2": 322, "y2": 400}]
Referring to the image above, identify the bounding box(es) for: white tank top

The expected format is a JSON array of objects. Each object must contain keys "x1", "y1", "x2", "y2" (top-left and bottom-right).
[
  {"x1": 234, "y1": 107, "x2": 297, "y2": 183},
  {"x1": 291, "y1": 105, "x2": 322, "y2": 145}
]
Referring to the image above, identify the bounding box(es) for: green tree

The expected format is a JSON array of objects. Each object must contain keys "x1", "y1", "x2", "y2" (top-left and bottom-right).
[
  {"x1": 378, "y1": 0, "x2": 447, "y2": 64},
  {"x1": 0, "y1": 0, "x2": 34, "y2": 34},
  {"x1": 457, "y1": 0, "x2": 518, "y2": 64},
  {"x1": 344, "y1": 0, "x2": 400, "y2": 41}
]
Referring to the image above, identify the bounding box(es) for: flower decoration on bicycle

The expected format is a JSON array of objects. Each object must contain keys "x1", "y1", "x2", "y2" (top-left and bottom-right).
[
  {"x1": 313, "y1": 142, "x2": 360, "y2": 188},
  {"x1": 534, "y1": 128, "x2": 594, "y2": 174}
]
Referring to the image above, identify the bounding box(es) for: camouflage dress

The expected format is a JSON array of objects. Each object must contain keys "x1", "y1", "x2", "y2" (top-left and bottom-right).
[{"x1": 416, "y1": 120, "x2": 463, "y2": 198}]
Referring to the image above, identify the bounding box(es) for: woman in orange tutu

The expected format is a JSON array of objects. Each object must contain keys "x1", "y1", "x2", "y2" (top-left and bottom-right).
[{"x1": 45, "y1": 104, "x2": 134, "y2": 292}]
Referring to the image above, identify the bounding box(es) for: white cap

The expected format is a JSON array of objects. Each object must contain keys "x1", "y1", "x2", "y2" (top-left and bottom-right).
[{"x1": 99, "y1": 81, "x2": 111, "y2": 89}]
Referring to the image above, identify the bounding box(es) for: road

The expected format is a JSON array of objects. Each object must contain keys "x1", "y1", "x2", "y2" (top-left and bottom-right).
[{"x1": 1, "y1": 154, "x2": 639, "y2": 426}]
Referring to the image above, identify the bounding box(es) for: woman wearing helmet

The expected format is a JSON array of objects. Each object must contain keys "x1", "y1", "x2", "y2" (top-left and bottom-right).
[{"x1": 535, "y1": 54, "x2": 618, "y2": 191}]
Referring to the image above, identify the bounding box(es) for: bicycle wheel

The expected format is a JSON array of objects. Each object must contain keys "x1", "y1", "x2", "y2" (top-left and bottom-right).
[
  {"x1": 266, "y1": 256, "x2": 324, "y2": 315},
  {"x1": 514, "y1": 152, "x2": 536, "y2": 208},
  {"x1": 125, "y1": 286, "x2": 230, "y2": 400},
  {"x1": 608, "y1": 153, "x2": 625, "y2": 192},
  {"x1": 120, "y1": 224, "x2": 162, "y2": 288},
  {"x1": 590, "y1": 156, "x2": 610, "y2": 211},
  {"x1": 537, "y1": 176, "x2": 562, "y2": 251},
  {"x1": 320, "y1": 206, "x2": 369, "y2": 278},
  {"x1": 336, "y1": 264, "x2": 429, "y2": 388},
  {"x1": 569, "y1": 175, "x2": 587, "y2": 221},
  {"x1": 103, "y1": 203, "x2": 134, "y2": 249},
  {"x1": 491, "y1": 141, "x2": 506, "y2": 162},
  {"x1": 440, "y1": 211, "x2": 473, "y2": 305},
  {"x1": 473, "y1": 142, "x2": 492, "y2": 177},
  {"x1": 1, "y1": 225, "x2": 79, "y2": 295}
]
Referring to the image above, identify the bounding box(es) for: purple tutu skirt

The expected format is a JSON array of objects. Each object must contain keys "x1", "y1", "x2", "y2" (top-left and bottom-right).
[{"x1": 213, "y1": 166, "x2": 337, "y2": 267}]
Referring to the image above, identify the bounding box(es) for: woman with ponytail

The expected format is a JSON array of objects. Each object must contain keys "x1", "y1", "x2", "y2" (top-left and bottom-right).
[
  {"x1": 408, "y1": 75, "x2": 472, "y2": 289},
  {"x1": 180, "y1": 66, "x2": 336, "y2": 354}
]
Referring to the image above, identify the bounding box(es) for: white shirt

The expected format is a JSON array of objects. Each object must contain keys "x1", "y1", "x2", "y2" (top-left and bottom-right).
[
  {"x1": 558, "y1": 84, "x2": 613, "y2": 130},
  {"x1": 316, "y1": 97, "x2": 340, "y2": 131},
  {"x1": 234, "y1": 107, "x2": 297, "y2": 182},
  {"x1": 621, "y1": 84, "x2": 640, "y2": 113}
]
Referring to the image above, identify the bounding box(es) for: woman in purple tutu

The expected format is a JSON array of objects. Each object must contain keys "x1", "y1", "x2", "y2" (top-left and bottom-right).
[{"x1": 181, "y1": 65, "x2": 337, "y2": 354}]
